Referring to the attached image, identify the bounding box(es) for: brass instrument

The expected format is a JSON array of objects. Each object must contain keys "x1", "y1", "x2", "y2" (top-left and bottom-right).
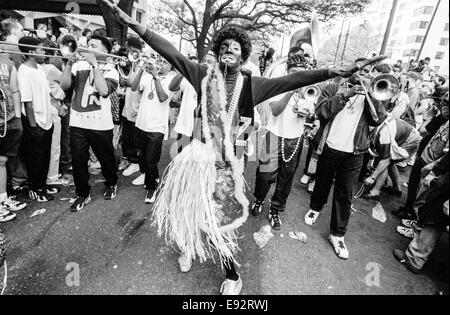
[
  {"x1": 303, "y1": 85, "x2": 321, "y2": 103},
  {"x1": 0, "y1": 35, "x2": 126, "y2": 65},
  {"x1": 357, "y1": 74, "x2": 400, "y2": 121}
]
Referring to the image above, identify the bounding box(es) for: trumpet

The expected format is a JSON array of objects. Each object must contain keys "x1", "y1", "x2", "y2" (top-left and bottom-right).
[{"x1": 303, "y1": 85, "x2": 321, "y2": 103}]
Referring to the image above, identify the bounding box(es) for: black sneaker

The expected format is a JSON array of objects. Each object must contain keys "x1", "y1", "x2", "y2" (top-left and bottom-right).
[
  {"x1": 70, "y1": 195, "x2": 92, "y2": 212},
  {"x1": 145, "y1": 189, "x2": 157, "y2": 204},
  {"x1": 251, "y1": 200, "x2": 264, "y2": 216},
  {"x1": 268, "y1": 211, "x2": 282, "y2": 230},
  {"x1": 104, "y1": 185, "x2": 117, "y2": 200},
  {"x1": 29, "y1": 189, "x2": 54, "y2": 202}
]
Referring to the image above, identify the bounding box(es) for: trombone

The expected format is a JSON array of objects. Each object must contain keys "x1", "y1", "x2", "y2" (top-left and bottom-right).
[
  {"x1": 357, "y1": 74, "x2": 400, "y2": 122},
  {"x1": 0, "y1": 36, "x2": 126, "y2": 65}
]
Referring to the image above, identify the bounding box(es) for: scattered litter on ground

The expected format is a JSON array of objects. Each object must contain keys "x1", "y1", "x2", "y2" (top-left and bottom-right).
[
  {"x1": 253, "y1": 225, "x2": 274, "y2": 248},
  {"x1": 372, "y1": 203, "x2": 387, "y2": 223},
  {"x1": 113, "y1": 265, "x2": 118, "y2": 269},
  {"x1": 158, "y1": 246, "x2": 170, "y2": 256},
  {"x1": 289, "y1": 231, "x2": 307, "y2": 243},
  {"x1": 280, "y1": 234, "x2": 284, "y2": 238},
  {"x1": 137, "y1": 261, "x2": 143, "y2": 266},
  {"x1": 30, "y1": 209, "x2": 46, "y2": 218},
  {"x1": 403, "y1": 183, "x2": 408, "y2": 188}
]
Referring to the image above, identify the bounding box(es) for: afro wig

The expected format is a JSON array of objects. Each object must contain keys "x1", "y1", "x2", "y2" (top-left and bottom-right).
[{"x1": 212, "y1": 26, "x2": 252, "y2": 63}]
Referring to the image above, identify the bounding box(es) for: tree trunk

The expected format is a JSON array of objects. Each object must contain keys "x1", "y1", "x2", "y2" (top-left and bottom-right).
[{"x1": 97, "y1": 0, "x2": 135, "y2": 46}]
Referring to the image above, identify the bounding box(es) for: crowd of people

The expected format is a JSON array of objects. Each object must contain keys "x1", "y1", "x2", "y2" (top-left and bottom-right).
[{"x1": 0, "y1": 0, "x2": 448, "y2": 295}]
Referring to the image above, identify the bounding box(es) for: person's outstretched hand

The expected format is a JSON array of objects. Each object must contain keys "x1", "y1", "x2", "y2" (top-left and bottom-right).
[
  {"x1": 100, "y1": 0, "x2": 137, "y2": 27},
  {"x1": 330, "y1": 55, "x2": 387, "y2": 78}
]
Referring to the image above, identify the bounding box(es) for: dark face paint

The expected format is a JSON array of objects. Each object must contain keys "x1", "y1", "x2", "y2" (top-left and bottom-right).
[{"x1": 218, "y1": 39, "x2": 243, "y2": 72}]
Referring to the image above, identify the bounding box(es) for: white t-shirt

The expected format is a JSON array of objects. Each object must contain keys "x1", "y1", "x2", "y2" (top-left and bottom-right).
[
  {"x1": 122, "y1": 87, "x2": 142, "y2": 122},
  {"x1": 70, "y1": 61, "x2": 119, "y2": 131},
  {"x1": 266, "y1": 92, "x2": 314, "y2": 139},
  {"x1": 135, "y1": 73, "x2": 174, "y2": 137},
  {"x1": 17, "y1": 63, "x2": 53, "y2": 130},
  {"x1": 243, "y1": 61, "x2": 261, "y2": 77},
  {"x1": 174, "y1": 78, "x2": 197, "y2": 137},
  {"x1": 326, "y1": 95, "x2": 365, "y2": 153}
]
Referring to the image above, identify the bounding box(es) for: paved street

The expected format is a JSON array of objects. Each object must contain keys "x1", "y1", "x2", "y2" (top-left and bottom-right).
[{"x1": 1, "y1": 138, "x2": 448, "y2": 295}]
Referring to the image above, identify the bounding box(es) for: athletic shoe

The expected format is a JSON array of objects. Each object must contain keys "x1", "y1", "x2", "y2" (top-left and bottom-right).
[
  {"x1": 118, "y1": 159, "x2": 130, "y2": 171},
  {"x1": 329, "y1": 234, "x2": 349, "y2": 260},
  {"x1": 1, "y1": 196, "x2": 27, "y2": 212},
  {"x1": 307, "y1": 180, "x2": 315, "y2": 194},
  {"x1": 29, "y1": 189, "x2": 54, "y2": 202},
  {"x1": 396, "y1": 226, "x2": 417, "y2": 239},
  {"x1": 251, "y1": 200, "x2": 264, "y2": 216},
  {"x1": 268, "y1": 211, "x2": 282, "y2": 230},
  {"x1": 304, "y1": 209, "x2": 320, "y2": 226},
  {"x1": 47, "y1": 175, "x2": 71, "y2": 186},
  {"x1": 300, "y1": 175, "x2": 310, "y2": 185},
  {"x1": 0, "y1": 209, "x2": 16, "y2": 223},
  {"x1": 132, "y1": 174, "x2": 145, "y2": 186},
  {"x1": 145, "y1": 189, "x2": 156, "y2": 204},
  {"x1": 220, "y1": 274, "x2": 242, "y2": 295},
  {"x1": 104, "y1": 185, "x2": 117, "y2": 200},
  {"x1": 70, "y1": 195, "x2": 92, "y2": 212},
  {"x1": 178, "y1": 253, "x2": 192, "y2": 273},
  {"x1": 89, "y1": 161, "x2": 101, "y2": 169},
  {"x1": 46, "y1": 186, "x2": 61, "y2": 195},
  {"x1": 393, "y1": 249, "x2": 420, "y2": 274},
  {"x1": 10, "y1": 183, "x2": 29, "y2": 196},
  {"x1": 123, "y1": 163, "x2": 140, "y2": 177},
  {"x1": 401, "y1": 219, "x2": 418, "y2": 228}
]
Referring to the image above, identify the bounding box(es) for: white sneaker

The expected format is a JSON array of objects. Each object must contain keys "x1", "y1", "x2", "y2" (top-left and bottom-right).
[
  {"x1": 1, "y1": 196, "x2": 27, "y2": 212},
  {"x1": 123, "y1": 163, "x2": 140, "y2": 177},
  {"x1": 396, "y1": 226, "x2": 417, "y2": 239},
  {"x1": 329, "y1": 234, "x2": 349, "y2": 260},
  {"x1": 304, "y1": 210, "x2": 320, "y2": 226},
  {"x1": 220, "y1": 274, "x2": 242, "y2": 295},
  {"x1": 307, "y1": 180, "x2": 316, "y2": 194},
  {"x1": 89, "y1": 161, "x2": 101, "y2": 169},
  {"x1": 47, "y1": 176, "x2": 71, "y2": 186},
  {"x1": 145, "y1": 189, "x2": 157, "y2": 204},
  {"x1": 0, "y1": 209, "x2": 17, "y2": 223},
  {"x1": 178, "y1": 253, "x2": 192, "y2": 273},
  {"x1": 132, "y1": 174, "x2": 145, "y2": 186},
  {"x1": 300, "y1": 175, "x2": 310, "y2": 185}
]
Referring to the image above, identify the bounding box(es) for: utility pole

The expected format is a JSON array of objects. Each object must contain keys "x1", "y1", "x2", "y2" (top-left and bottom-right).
[
  {"x1": 340, "y1": 21, "x2": 351, "y2": 63},
  {"x1": 417, "y1": 0, "x2": 441, "y2": 61},
  {"x1": 334, "y1": 19, "x2": 345, "y2": 64},
  {"x1": 380, "y1": 0, "x2": 399, "y2": 55}
]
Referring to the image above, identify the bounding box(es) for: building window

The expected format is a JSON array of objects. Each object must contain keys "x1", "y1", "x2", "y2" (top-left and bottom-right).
[
  {"x1": 435, "y1": 52, "x2": 445, "y2": 60},
  {"x1": 403, "y1": 49, "x2": 419, "y2": 57},
  {"x1": 136, "y1": 11, "x2": 143, "y2": 23},
  {"x1": 439, "y1": 38, "x2": 449, "y2": 46},
  {"x1": 410, "y1": 21, "x2": 429, "y2": 30},
  {"x1": 406, "y1": 35, "x2": 424, "y2": 43},
  {"x1": 413, "y1": 6, "x2": 434, "y2": 16}
]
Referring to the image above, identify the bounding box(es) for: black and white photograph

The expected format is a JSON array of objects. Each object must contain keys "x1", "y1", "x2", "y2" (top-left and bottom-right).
[{"x1": 0, "y1": 0, "x2": 448, "y2": 301}]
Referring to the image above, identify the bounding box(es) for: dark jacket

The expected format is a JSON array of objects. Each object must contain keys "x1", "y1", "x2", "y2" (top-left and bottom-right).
[{"x1": 314, "y1": 82, "x2": 387, "y2": 155}]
